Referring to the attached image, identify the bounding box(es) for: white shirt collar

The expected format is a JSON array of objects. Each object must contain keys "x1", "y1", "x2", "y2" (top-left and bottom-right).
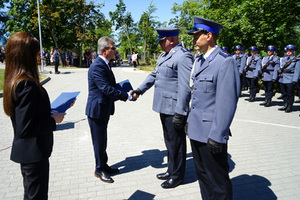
[
  {"x1": 99, "y1": 55, "x2": 110, "y2": 67},
  {"x1": 203, "y1": 45, "x2": 218, "y2": 60}
]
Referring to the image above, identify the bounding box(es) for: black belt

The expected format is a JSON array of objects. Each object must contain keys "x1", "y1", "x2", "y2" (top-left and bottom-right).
[
  {"x1": 283, "y1": 71, "x2": 294, "y2": 74},
  {"x1": 263, "y1": 69, "x2": 274, "y2": 72}
]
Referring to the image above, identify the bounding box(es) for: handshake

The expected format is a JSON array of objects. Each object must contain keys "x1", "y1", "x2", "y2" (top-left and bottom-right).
[{"x1": 128, "y1": 88, "x2": 143, "y2": 101}]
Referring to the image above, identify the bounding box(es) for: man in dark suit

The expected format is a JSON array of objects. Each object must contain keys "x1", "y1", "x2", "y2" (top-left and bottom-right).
[
  {"x1": 85, "y1": 36, "x2": 133, "y2": 183},
  {"x1": 132, "y1": 28, "x2": 193, "y2": 188},
  {"x1": 187, "y1": 17, "x2": 240, "y2": 199}
]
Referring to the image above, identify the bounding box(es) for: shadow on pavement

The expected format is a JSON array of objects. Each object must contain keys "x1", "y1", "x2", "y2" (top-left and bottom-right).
[
  {"x1": 55, "y1": 118, "x2": 86, "y2": 131},
  {"x1": 126, "y1": 190, "x2": 155, "y2": 200},
  {"x1": 232, "y1": 174, "x2": 277, "y2": 200}
]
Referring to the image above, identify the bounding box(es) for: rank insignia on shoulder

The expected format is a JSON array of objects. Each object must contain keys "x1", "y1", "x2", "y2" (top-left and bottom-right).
[
  {"x1": 219, "y1": 51, "x2": 230, "y2": 57},
  {"x1": 180, "y1": 48, "x2": 188, "y2": 53}
]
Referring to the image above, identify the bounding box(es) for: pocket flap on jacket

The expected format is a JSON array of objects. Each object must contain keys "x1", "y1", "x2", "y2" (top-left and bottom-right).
[
  {"x1": 202, "y1": 111, "x2": 214, "y2": 121},
  {"x1": 199, "y1": 74, "x2": 213, "y2": 81}
]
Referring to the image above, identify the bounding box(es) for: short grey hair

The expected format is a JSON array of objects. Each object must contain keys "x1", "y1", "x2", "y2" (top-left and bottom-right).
[{"x1": 97, "y1": 36, "x2": 115, "y2": 55}]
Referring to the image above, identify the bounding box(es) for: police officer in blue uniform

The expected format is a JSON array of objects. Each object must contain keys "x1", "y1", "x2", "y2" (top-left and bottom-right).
[
  {"x1": 222, "y1": 46, "x2": 229, "y2": 53},
  {"x1": 233, "y1": 45, "x2": 247, "y2": 95},
  {"x1": 187, "y1": 17, "x2": 240, "y2": 200},
  {"x1": 258, "y1": 45, "x2": 280, "y2": 107},
  {"x1": 277, "y1": 44, "x2": 300, "y2": 112},
  {"x1": 244, "y1": 46, "x2": 262, "y2": 102},
  {"x1": 53, "y1": 47, "x2": 60, "y2": 74},
  {"x1": 132, "y1": 27, "x2": 193, "y2": 188}
]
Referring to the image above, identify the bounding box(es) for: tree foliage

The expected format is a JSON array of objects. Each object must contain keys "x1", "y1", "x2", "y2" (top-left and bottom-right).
[
  {"x1": 171, "y1": 0, "x2": 300, "y2": 55},
  {"x1": 6, "y1": 0, "x2": 112, "y2": 55},
  {"x1": 138, "y1": 2, "x2": 161, "y2": 62}
]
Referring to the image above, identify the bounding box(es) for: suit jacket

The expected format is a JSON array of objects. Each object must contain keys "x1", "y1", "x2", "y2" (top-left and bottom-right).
[
  {"x1": 261, "y1": 55, "x2": 280, "y2": 81},
  {"x1": 10, "y1": 80, "x2": 56, "y2": 164},
  {"x1": 278, "y1": 55, "x2": 300, "y2": 84},
  {"x1": 85, "y1": 56, "x2": 128, "y2": 119},
  {"x1": 138, "y1": 44, "x2": 193, "y2": 116},
  {"x1": 245, "y1": 54, "x2": 262, "y2": 78},
  {"x1": 187, "y1": 46, "x2": 240, "y2": 144}
]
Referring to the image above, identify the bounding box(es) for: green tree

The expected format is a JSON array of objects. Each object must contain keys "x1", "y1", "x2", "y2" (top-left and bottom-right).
[
  {"x1": 138, "y1": 1, "x2": 160, "y2": 62},
  {"x1": 0, "y1": 0, "x2": 9, "y2": 36},
  {"x1": 6, "y1": 0, "x2": 112, "y2": 66},
  {"x1": 109, "y1": 0, "x2": 135, "y2": 54},
  {"x1": 171, "y1": 0, "x2": 300, "y2": 55}
]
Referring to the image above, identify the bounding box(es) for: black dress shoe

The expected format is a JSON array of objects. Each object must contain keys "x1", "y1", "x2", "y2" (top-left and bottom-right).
[
  {"x1": 161, "y1": 178, "x2": 182, "y2": 189},
  {"x1": 295, "y1": 99, "x2": 300, "y2": 103},
  {"x1": 95, "y1": 171, "x2": 114, "y2": 183},
  {"x1": 156, "y1": 172, "x2": 170, "y2": 180},
  {"x1": 104, "y1": 166, "x2": 119, "y2": 174}
]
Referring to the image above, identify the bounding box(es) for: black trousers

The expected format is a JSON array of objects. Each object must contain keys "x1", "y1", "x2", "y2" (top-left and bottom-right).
[
  {"x1": 190, "y1": 139, "x2": 232, "y2": 200},
  {"x1": 160, "y1": 114, "x2": 186, "y2": 180},
  {"x1": 54, "y1": 61, "x2": 59, "y2": 72},
  {"x1": 246, "y1": 77, "x2": 258, "y2": 95},
  {"x1": 88, "y1": 116, "x2": 109, "y2": 172},
  {"x1": 21, "y1": 159, "x2": 49, "y2": 200},
  {"x1": 280, "y1": 83, "x2": 295, "y2": 105},
  {"x1": 263, "y1": 81, "x2": 274, "y2": 99}
]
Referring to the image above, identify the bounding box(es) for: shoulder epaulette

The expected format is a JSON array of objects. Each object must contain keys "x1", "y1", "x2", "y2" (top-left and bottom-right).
[
  {"x1": 180, "y1": 47, "x2": 188, "y2": 53},
  {"x1": 219, "y1": 50, "x2": 230, "y2": 58}
]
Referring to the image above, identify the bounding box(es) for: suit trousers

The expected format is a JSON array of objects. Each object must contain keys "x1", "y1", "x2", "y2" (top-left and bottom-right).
[
  {"x1": 190, "y1": 139, "x2": 232, "y2": 200},
  {"x1": 88, "y1": 116, "x2": 109, "y2": 172},
  {"x1": 263, "y1": 81, "x2": 274, "y2": 99},
  {"x1": 20, "y1": 159, "x2": 49, "y2": 200},
  {"x1": 160, "y1": 114, "x2": 186, "y2": 180}
]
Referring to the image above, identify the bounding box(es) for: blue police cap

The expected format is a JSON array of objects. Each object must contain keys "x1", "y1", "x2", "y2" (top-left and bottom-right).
[
  {"x1": 267, "y1": 45, "x2": 276, "y2": 51},
  {"x1": 286, "y1": 44, "x2": 296, "y2": 50},
  {"x1": 235, "y1": 45, "x2": 242, "y2": 50},
  {"x1": 156, "y1": 27, "x2": 180, "y2": 41},
  {"x1": 251, "y1": 46, "x2": 259, "y2": 51},
  {"x1": 242, "y1": 46, "x2": 246, "y2": 50},
  {"x1": 54, "y1": 47, "x2": 58, "y2": 50},
  {"x1": 222, "y1": 46, "x2": 228, "y2": 50},
  {"x1": 284, "y1": 47, "x2": 287, "y2": 52},
  {"x1": 187, "y1": 17, "x2": 223, "y2": 35}
]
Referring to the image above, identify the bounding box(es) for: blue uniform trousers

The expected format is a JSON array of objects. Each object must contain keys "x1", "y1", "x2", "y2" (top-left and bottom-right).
[
  {"x1": 160, "y1": 114, "x2": 186, "y2": 180},
  {"x1": 190, "y1": 139, "x2": 232, "y2": 200},
  {"x1": 246, "y1": 77, "x2": 258, "y2": 95},
  {"x1": 280, "y1": 83, "x2": 295, "y2": 105},
  {"x1": 263, "y1": 81, "x2": 274, "y2": 99}
]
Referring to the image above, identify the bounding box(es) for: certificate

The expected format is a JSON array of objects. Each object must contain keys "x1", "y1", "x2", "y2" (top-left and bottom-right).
[
  {"x1": 51, "y1": 91, "x2": 80, "y2": 113},
  {"x1": 116, "y1": 79, "x2": 133, "y2": 92}
]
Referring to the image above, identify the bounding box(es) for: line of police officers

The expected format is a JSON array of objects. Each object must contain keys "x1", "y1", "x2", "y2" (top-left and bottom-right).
[
  {"x1": 230, "y1": 44, "x2": 300, "y2": 113},
  {"x1": 131, "y1": 16, "x2": 299, "y2": 200}
]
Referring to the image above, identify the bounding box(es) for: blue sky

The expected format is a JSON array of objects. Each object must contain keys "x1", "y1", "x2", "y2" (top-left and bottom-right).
[{"x1": 98, "y1": 0, "x2": 185, "y2": 24}]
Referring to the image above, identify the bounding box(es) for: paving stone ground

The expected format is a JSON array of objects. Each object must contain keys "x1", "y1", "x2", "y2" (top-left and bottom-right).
[{"x1": 0, "y1": 63, "x2": 299, "y2": 200}]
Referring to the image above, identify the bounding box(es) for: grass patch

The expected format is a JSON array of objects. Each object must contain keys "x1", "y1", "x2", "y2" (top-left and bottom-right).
[
  {"x1": 0, "y1": 69, "x2": 48, "y2": 92},
  {"x1": 136, "y1": 62, "x2": 155, "y2": 71}
]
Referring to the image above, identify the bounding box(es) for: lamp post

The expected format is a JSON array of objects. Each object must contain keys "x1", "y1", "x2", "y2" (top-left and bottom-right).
[{"x1": 37, "y1": 0, "x2": 44, "y2": 72}]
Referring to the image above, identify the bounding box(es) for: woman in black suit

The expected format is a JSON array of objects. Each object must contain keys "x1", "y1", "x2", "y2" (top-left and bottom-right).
[{"x1": 3, "y1": 32, "x2": 66, "y2": 200}]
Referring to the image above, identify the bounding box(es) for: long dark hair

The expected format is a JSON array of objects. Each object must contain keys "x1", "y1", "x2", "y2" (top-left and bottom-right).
[{"x1": 3, "y1": 31, "x2": 41, "y2": 117}]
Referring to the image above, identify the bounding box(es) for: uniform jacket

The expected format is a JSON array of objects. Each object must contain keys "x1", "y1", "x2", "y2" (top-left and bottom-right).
[
  {"x1": 187, "y1": 46, "x2": 240, "y2": 144},
  {"x1": 10, "y1": 80, "x2": 56, "y2": 164},
  {"x1": 245, "y1": 54, "x2": 262, "y2": 78},
  {"x1": 233, "y1": 53, "x2": 247, "y2": 74},
  {"x1": 138, "y1": 44, "x2": 193, "y2": 116},
  {"x1": 85, "y1": 57, "x2": 128, "y2": 119},
  {"x1": 53, "y1": 51, "x2": 60, "y2": 63},
  {"x1": 261, "y1": 55, "x2": 280, "y2": 81},
  {"x1": 278, "y1": 55, "x2": 300, "y2": 84}
]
